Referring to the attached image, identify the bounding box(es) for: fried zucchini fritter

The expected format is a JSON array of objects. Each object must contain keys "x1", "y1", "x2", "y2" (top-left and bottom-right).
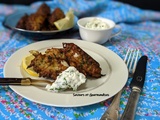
[
  {"x1": 48, "y1": 7, "x2": 65, "y2": 26},
  {"x1": 27, "y1": 43, "x2": 102, "y2": 80},
  {"x1": 47, "y1": 24, "x2": 58, "y2": 30},
  {"x1": 36, "y1": 3, "x2": 50, "y2": 16},
  {"x1": 25, "y1": 13, "x2": 46, "y2": 31},
  {"x1": 27, "y1": 50, "x2": 68, "y2": 80},
  {"x1": 63, "y1": 43, "x2": 102, "y2": 78},
  {"x1": 16, "y1": 14, "x2": 28, "y2": 29},
  {"x1": 45, "y1": 48, "x2": 66, "y2": 60},
  {"x1": 16, "y1": 3, "x2": 65, "y2": 31}
]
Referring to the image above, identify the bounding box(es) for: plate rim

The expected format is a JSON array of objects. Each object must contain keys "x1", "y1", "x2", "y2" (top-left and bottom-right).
[{"x1": 3, "y1": 39, "x2": 128, "y2": 107}]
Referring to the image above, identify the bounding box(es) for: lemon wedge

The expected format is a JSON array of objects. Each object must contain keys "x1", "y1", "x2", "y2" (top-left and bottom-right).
[
  {"x1": 22, "y1": 55, "x2": 39, "y2": 77},
  {"x1": 54, "y1": 9, "x2": 74, "y2": 30}
]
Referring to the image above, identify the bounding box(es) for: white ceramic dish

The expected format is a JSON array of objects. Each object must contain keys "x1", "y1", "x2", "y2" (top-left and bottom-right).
[
  {"x1": 4, "y1": 39, "x2": 128, "y2": 107},
  {"x1": 77, "y1": 17, "x2": 121, "y2": 44}
]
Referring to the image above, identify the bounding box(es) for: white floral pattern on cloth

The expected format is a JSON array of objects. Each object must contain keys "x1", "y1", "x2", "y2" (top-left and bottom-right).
[{"x1": 0, "y1": 0, "x2": 160, "y2": 119}]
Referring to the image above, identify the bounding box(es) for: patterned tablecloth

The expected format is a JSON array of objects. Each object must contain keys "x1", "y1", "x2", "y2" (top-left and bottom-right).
[{"x1": 0, "y1": 0, "x2": 160, "y2": 119}]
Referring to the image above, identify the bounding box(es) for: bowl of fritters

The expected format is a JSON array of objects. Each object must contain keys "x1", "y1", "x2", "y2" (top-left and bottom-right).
[{"x1": 3, "y1": 3, "x2": 77, "y2": 40}]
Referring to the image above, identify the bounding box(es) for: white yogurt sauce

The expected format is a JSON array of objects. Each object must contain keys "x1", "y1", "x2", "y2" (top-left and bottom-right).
[
  {"x1": 85, "y1": 18, "x2": 109, "y2": 30},
  {"x1": 45, "y1": 66, "x2": 86, "y2": 92}
]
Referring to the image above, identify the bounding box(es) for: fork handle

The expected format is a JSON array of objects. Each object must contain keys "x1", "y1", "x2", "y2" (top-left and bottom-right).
[
  {"x1": 100, "y1": 89, "x2": 122, "y2": 120},
  {"x1": 120, "y1": 88, "x2": 141, "y2": 120}
]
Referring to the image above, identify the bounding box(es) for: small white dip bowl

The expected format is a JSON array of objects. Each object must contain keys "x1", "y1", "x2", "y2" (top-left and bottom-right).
[{"x1": 77, "y1": 17, "x2": 121, "y2": 44}]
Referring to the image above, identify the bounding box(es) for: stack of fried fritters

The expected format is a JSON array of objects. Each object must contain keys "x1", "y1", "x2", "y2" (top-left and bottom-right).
[
  {"x1": 16, "y1": 3, "x2": 65, "y2": 31},
  {"x1": 27, "y1": 43, "x2": 102, "y2": 80}
]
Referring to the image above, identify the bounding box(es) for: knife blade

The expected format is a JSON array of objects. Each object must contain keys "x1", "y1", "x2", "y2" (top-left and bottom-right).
[
  {"x1": 120, "y1": 55, "x2": 148, "y2": 120},
  {"x1": 0, "y1": 77, "x2": 52, "y2": 86}
]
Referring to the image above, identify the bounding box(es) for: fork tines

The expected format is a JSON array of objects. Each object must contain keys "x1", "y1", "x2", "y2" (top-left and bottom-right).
[{"x1": 124, "y1": 48, "x2": 140, "y2": 74}]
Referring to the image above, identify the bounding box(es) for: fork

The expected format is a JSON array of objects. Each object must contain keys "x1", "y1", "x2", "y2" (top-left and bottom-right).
[{"x1": 100, "y1": 48, "x2": 139, "y2": 120}]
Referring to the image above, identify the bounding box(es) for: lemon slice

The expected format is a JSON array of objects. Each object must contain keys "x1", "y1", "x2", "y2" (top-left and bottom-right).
[
  {"x1": 54, "y1": 9, "x2": 74, "y2": 30},
  {"x1": 22, "y1": 55, "x2": 39, "y2": 77}
]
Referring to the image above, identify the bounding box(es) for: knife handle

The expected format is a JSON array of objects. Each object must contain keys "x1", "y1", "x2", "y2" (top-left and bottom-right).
[
  {"x1": 0, "y1": 78, "x2": 31, "y2": 85},
  {"x1": 130, "y1": 56, "x2": 148, "y2": 90},
  {"x1": 120, "y1": 87, "x2": 141, "y2": 120}
]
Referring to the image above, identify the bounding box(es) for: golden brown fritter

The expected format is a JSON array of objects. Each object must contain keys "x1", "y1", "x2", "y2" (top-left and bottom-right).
[
  {"x1": 36, "y1": 3, "x2": 50, "y2": 16},
  {"x1": 27, "y1": 43, "x2": 102, "y2": 80},
  {"x1": 16, "y1": 14, "x2": 28, "y2": 29},
  {"x1": 63, "y1": 43, "x2": 102, "y2": 78},
  {"x1": 45, "y1": 48, "x2": 66, "y2": 60},
  {"x1": 27, "y1": 50, "x2": 68, "y2": 80},
  {"x1": 47, "y1": 24, "x2": 58, "y2": 31},
  {"x1": 16, "y1": 3, "x2": 65, "y2": 31},
  {"x1": 48, "y1": 7, "x2": 65, "y2": 26},
  {"x1": 40, "y1": 20, "x2": 50, "y2": 31},
  {"x1": 25, "y1": 13, "x2": 46, "y2": 31}
]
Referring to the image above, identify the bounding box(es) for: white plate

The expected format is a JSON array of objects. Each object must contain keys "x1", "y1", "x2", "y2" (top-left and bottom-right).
[{"x1": 4, "y1": 39, "x2": 128, "y2": 107}]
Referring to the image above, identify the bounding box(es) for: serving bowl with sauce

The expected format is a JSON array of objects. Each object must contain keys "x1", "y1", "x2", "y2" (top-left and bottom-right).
[{"x1": 77, "y1": 17, "x2": 121, "y2": 44}]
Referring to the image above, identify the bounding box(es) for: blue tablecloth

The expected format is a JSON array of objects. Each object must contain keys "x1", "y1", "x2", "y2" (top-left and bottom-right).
[{"x1": 0, "y1": 0, "x2": 160, "y2": 119}]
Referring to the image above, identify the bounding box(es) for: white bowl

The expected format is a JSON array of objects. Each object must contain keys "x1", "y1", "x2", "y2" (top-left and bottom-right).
[{"x1": 77, "y1": 17, "x2": 121, "y2": 44}]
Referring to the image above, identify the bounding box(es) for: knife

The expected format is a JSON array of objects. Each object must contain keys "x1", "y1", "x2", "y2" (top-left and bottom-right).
[
  {"x1": 120, "y1": 55, "x2": 148, "y2": 120},
  {"x1": 0, "y1": 77, "x2": 52, "y2": 86}
]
